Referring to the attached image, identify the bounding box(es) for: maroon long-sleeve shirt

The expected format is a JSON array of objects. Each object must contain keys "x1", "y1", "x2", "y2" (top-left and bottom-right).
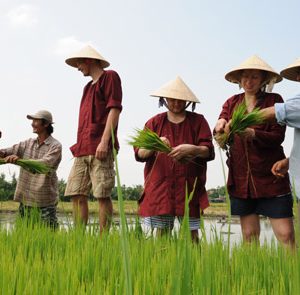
[
  {"x1": 135, "y1": 111, "x2": 215, "y2": 218},
  {"x1": 218, "y1": 92, "x2": 290, "y2": 199},
  {"x1": 70, "y1": 70, "x2": 122, "y2": 157}
]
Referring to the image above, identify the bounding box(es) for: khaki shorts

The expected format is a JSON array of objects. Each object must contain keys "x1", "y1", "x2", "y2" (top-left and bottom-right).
[{"x1": 65, "y1": 154, "x2": 115, "y2": 199}]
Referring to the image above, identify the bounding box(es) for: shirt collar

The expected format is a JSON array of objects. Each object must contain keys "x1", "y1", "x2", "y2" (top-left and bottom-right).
[{"x1": 35, "y1": 135, "x2": 52, "y2": 146}]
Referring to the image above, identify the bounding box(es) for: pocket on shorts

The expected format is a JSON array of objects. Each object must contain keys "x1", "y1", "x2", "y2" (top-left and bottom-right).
[{"x1": 91, "y1": 162, "x2": 115, "y2": 198}]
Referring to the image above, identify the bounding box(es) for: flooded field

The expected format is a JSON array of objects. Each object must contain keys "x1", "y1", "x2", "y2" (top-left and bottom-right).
[{"x1": 0, "y1": 211, "x2": 276, "y2": 245}]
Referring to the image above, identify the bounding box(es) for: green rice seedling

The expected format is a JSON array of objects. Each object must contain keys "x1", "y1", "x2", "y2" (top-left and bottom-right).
[
  {"x1": 215, "y1": 100, "x2": 265, "y2": 150},
  {"x1": 112, "y1": 128, "x2": 133, "y2": 295},
  {"x1": 219, "y1": 148, "x2": 232, "y2": 252},
  {"x1": 0, "y1": 158, "x2": 52, "y2": 174},
  {"x1": 2, "y1": 130, "x2": 300, "y2": 294},
  {"x1": 178, "y1": 180, "x2": 197, "y2": 294},
  {"x1": 1, "y1": 210, "x2": 300, "y2": 294},
  {"x1": 128, "y1": 127, "x2": 171, "y2": 153}
]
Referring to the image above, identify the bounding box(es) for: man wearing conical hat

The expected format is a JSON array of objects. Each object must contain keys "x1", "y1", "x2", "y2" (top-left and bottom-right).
[
  {"x1": 64, "y1": 45, "x2": 123, "y2": 233},
  {"x1": 134, "y1": 76, "x2": 215, "y2": 241},
  {"x1": 260, "y1": 57, "x2": 300, "y2": 223},
  {"x1": 214, "y1": 55, "x2": 295, "y2": 247}
]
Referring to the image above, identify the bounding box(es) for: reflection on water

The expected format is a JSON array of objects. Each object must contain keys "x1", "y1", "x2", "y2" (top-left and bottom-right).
[{"x1": 0, "y1": 212, "x2": 276, "y2": 245}]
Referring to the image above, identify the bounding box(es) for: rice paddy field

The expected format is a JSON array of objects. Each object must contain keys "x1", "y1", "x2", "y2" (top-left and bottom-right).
[
  {"x1": 0, "y1": 217, "x2": 299, "y2": 294},
  {"x1": 0, "y1": 147, "x2": 299, "y2": 294}
]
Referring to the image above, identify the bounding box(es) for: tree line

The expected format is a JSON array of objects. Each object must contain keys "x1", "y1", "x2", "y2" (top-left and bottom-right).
[
  {"x1": 0, "y1": 173, "x2": 144, "y2": 202},
  {"x1": 0, "y1": 173, "x2": 225, "y2": 202}
]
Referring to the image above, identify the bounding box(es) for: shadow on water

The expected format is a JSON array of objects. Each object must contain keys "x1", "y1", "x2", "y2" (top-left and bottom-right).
[{"x1": 0, "y1": 211, "x2": 276, "y2": 246}]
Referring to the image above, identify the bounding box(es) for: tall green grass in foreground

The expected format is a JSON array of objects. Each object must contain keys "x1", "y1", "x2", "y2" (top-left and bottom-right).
[
  {"x1": 0, "y1": 219, "x2": 299, "y2": 294},
  {"x1": 112, "y1": 128, "x2": 132, "y2": 295},
  {"x1": 0, "y1": 133, "x2": 299, "y2": 294}
]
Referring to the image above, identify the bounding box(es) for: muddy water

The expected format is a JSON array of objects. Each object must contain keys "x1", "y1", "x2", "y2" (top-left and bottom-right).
[{"x1": 0, "y1": 211, "x2": 276, "y2": 245}]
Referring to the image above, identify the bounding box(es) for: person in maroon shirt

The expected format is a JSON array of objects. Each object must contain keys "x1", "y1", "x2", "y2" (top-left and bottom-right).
[
  {"x1": 64, "y1": 45, "x2": 122, "y2": 233},
  {"x1": 214, "y1": 55, "x2": 295, "y2": 247},
  {"x1": 135, "y1": 76, "x2": 214, "y2": 242}
]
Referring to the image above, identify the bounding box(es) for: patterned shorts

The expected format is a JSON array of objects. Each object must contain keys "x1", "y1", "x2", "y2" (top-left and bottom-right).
[
  {"x1": 144, "y1": 215, "x2": 200, "y2": 230},
  {"x1": 19, "y1": 203, "x2": 58, "y2": 229},
  {"x1": 65, "y1": 154, "x2": 115, "y2": 199}
]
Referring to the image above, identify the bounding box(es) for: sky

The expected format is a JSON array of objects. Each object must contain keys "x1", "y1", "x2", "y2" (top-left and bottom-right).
[{"x1": 0, "y1": 0, "x2": 299, "y2": 189}]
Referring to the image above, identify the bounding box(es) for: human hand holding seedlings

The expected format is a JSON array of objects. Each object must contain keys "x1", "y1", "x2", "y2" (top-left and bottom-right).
[
  {"x1": 224, "y1": 119, "x2": 231, "y2": 134},
  {"x1": 138, "y1": 136, "x2": 170, "y2": 159},
  {"x1": 214, "y1": 118, "x2": 227, "y2": 134},
  {"x1": 271, "y1": 158, "x2": 289, "y2": 178},
  {"x1": 214, "y1": 119, "x2": 229, "y2": 148},
  {"x1": 169, "y1": 144, "x2": 194, "y2": 162},
  {"x1": 223, "y1": 120, "x2": 255, "y2": 142},
  {"x1": 4, "y1": 155, "x2": 19, "y2": 163},
  {"x1": 214, "y1": 101, "x2": 265, "y2": 149},
  {"x1": 160, "y1": 136, "x2": 170, "y2": 147},
  {"x1": 168, "y1": 144, "x2": 209, "y2": 163}
]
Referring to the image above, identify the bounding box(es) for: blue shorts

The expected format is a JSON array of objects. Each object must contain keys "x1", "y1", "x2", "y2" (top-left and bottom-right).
[
  {"x1": 143, "y1": 215, "x2": 200, "y2": 230},
  {"x1": 230, "y1": 194, "x2": 293, "y2": 218}
]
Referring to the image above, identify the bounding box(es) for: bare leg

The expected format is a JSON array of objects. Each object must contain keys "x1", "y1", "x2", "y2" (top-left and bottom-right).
[
  {"x1": 72, "y1": 195, "x2": 88, "y2": 226},
  {"x1": 269, "y1": 217, "x2": 295, "y2": 249},
  {"x1": 98, "y1": 197, "x2": 113, "y2": 234},
  {"x1": 240, "y1": 214, "x2": 260, "y2": 243}
]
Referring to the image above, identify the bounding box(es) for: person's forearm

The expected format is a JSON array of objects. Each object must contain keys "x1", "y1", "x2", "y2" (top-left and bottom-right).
[
  {"x1": 190, "y1": 146, "x2": 210, "y2": 159},
  {"x1": 214, "y1": 118, "x2": 227, "y2": 133},
  {"x1": 260, "y1": 106, "x2": 276, "y2": 123},
  {"x1": 137, "y1": 148, "x2": 154, "y2": 159},
  {"x1": 196, "y1": 146, "x2": 210, "y2": 159},
  {"x1": 101, "y1": 108, "x2": 121, "y2": 144},
  {"x1": 0, "y1": 149, "x2": 5, "y2": 157}
]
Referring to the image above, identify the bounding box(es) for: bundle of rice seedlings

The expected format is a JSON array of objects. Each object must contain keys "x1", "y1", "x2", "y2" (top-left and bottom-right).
[
  {"x1": 128, "y1": 127, "x2": 171, "y2": 153},
  {"x1": 215, "y1": 100, "x2": 265, "y2": 149},
  {"x1": 0, "y1": 158, "x2": 52, "y2": 174}
]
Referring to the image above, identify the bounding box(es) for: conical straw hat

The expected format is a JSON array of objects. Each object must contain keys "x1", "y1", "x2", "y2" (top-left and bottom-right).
[
  {"x1": 65, "y1": 45, "x2": 110, "y2": 68},
  {"x1": 150, "y1": 76, "x2": 200, "y2": 103},
  {"x1": 280, "y1": 58, "x2": 300, "y2": 81},
  {"x1": 225, "y1": 55, "x2": 282, "y2": 84}
]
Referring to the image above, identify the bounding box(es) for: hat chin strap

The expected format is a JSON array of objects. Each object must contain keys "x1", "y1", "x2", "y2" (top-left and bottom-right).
[
  {"x1": 186, "y1": 102, "x2": 196, "y2": 112},
  {"x1": 158, "y1": 97, "x2": 166, "y2": 108},
  {"x1": 158, "y1": 98, "x2": 196, "y2": 112}
]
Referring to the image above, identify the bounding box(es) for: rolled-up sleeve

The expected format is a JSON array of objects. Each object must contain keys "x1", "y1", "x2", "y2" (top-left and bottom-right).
[
  {"x1": 275, "y1": 94, "x2": 300, "y2": 128},
  {"x1": 0, "y1": 141, "x2": 27, "y2": 158}
]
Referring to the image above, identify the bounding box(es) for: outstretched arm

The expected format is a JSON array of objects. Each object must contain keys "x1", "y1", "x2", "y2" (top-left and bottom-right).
[{"x1": 259, "y1": 106, "x2": 276, "y2": 123}]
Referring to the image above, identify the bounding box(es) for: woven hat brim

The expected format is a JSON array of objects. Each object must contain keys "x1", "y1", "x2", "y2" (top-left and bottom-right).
[
  {"x1": 65, "y1": 57, "x2": 110, "y2": 69},
  {"x1": 150, "y1": 76, "x2": 200, "y2": 103},
  {"x1": 280, "y1": 66, "x2": 300, "y2": 82},
  {"x1": 150, "y1": 93, "x2": 199, "y2": 103},
  {"x1": 225, "y1": 68, "x2": 282, "y2": 84}
]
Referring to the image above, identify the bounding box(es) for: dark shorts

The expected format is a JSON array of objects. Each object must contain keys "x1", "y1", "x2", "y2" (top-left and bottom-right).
[
  {"x1": 19, "y1": 203, "x2": 59, "y2": 229},
  {"x1": 230, "y1": 194, "x2": 293, "y2": 218}
]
